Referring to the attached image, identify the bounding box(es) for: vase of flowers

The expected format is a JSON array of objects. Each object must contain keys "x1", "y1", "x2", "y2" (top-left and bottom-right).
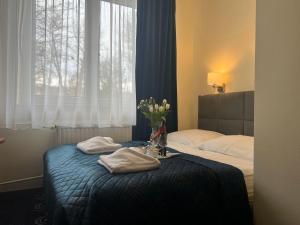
[{"x1": 137, "y1": 97, "x2": 170, "y2": 146}]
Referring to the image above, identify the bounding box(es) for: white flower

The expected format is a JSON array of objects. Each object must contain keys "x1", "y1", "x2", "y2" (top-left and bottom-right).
[
  {"x1": 149, "y1": 106, "x2": 154, "y2": 112},
  {"x1": 154, "y1": 104, "x2": 159, "y2": 110},
  {"x1": 140, "y1": 100, "x2": 144, "y2": 104},
  {"x1": 159, "y1": 106, "x2": 164, "y2": 112},
  {"x1": 166, "y1": 104, "x2": 170, "y2": 110},
  {"x1": 163, "y1": 99, "x2": 167, "y2": 104}
]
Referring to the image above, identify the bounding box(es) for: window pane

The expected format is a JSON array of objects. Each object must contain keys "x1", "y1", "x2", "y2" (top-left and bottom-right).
[
  {"x1": 98, "y1": 1, "x2": 136, "y2": 94},
  {"x1": 98, "y1": 0, "x2": 137, "y2": 122},
  {"x1": 35, "y1": 0, "x2": 85, "y2": 96}
]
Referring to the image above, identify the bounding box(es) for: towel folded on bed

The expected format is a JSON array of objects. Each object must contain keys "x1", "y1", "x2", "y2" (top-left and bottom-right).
[
  {"x1": 77, "y1": 136, "x2": 122, "y2": 154},
  {"x1": 98, "y1": 147, "x2": 161, "y2": 173}
]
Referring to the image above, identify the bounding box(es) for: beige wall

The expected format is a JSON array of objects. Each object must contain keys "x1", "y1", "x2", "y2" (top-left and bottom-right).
[
  {"x1": 0, "y1": 128, "x2": 56, "y2": 191},
  {"x1": 254, "y1": 0, "x2": 300, "y2": 224},
  {"x1": 199, "y1": 0, "x2": 256, "y2": 94},
  {"x1": 176, "y1": 0, "x2": 203, "y2": 130},
  {"x1": 176, "y1": 0, "x2": 256, "y2": 130}
]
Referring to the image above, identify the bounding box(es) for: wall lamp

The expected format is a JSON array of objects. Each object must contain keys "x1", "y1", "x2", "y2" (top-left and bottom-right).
[{"x1": 207, "y1": 72, "x2": 228, "y2": 94}]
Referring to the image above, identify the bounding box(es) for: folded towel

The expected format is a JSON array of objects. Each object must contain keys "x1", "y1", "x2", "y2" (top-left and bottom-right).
[
  {"x1": 77, "y1": 136, "x2": 122, "y2": 154},
  {"x1": 98, "y1": 147, "x2": 161, "y2": 174}
]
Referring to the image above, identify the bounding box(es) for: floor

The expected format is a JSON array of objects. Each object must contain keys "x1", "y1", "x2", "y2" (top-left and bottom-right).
[{"x1": 0, "y1": 188, "x2": 47, "y2": 225}]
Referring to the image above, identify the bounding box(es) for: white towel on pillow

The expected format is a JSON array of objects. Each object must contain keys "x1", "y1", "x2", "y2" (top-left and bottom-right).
[
  {"x1": 77, "y1": 136, "x2": 122, "y2": 154},
  {"x1": 98, "y1": 147, "x2": 161, "y2": 173}
]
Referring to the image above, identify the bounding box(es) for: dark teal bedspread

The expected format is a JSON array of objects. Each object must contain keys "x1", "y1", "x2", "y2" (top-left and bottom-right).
[{"x1": 44, "y1": 142, "x2": 252, "y2": 225}]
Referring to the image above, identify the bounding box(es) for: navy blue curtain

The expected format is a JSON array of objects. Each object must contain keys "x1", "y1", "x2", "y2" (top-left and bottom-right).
[{"x1": 132, "y1": 0, "x2": 178, "y2": 141}]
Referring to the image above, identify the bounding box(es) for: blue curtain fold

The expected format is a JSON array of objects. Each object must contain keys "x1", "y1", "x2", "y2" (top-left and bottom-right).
[{"x1": 133, "y1": 0, "x2": 178, "y2": 141}]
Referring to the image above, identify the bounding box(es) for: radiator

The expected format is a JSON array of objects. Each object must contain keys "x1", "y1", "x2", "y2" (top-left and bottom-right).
[{"x1": 56, "y1": 127, "x2": 132, "y2": 145}]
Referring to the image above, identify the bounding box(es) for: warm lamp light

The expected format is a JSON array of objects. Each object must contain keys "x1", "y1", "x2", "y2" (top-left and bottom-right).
[{"x1": 207, "y1": 72, "x2": 228, "y2": 93}]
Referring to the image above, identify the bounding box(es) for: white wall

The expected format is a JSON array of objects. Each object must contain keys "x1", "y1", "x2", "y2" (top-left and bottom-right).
[{"x1": 254, "y1": 0, "x2": 300, "y2": 224}]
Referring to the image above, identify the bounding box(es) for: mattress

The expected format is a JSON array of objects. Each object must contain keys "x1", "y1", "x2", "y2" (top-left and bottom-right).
[{"x1": 167, "y1": 141, "x2": 254, "y2": 204}]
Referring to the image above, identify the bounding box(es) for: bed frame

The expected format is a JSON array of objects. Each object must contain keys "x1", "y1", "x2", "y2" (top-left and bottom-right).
[{"x1": 198, "y1": 91, "x2": 254, "y2": 136}]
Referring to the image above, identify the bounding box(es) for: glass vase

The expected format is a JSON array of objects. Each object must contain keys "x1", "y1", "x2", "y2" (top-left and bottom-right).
[{"x1": 149, "y1": 127, "x2": 159, "y2": 145}]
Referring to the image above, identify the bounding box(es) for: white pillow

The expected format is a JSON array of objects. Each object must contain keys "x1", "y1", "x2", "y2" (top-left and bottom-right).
[
  {"x1": 167, "y1": 129, "x2": 223, "y2": 147},
  {"x1": 199, "y1": 135, "x2": 254, "y2": 161}
]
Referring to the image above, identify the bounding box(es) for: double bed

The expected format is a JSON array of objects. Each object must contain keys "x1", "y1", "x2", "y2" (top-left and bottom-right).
[
  {"x1": 44, "y1": 91, "x2": 254, "y2": 225},
  {"x1": 169, "y1": 91, "x2": 254, "y2": 204}
]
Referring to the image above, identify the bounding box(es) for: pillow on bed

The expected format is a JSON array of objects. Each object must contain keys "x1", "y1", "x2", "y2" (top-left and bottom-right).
[
  {"x1": 199, "y1": 135, "x2": 254, "y2": 161},
  {"x1": 167, "y1": 129, "x2": 223, "y2": 147}
]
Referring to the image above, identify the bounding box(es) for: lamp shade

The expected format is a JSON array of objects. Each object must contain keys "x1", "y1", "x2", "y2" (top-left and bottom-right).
[{"x1": 207, "y1": 72, "x2": 228, "y2": 86}]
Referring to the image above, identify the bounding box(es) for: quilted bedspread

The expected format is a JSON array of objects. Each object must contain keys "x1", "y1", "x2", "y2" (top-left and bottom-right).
[{"x1": 44, "y1": 142, "x2": 252, "y2": 225}]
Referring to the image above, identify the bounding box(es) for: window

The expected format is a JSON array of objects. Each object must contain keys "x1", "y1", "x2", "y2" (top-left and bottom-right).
[
  {"x1": 31, "y1": 0, "x2": 137, "y2": 128},
  {"x1": 0, "y1": 0, "x2": 136, "y2": 129},
  {"x1": 35, "y1": 0, "x2": 86, "y2": 97}
]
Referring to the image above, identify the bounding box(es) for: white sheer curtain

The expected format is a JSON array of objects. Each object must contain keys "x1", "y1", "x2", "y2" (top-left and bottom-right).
[
  {"x1": 0, "y1": 0, "x2": 137, "y2": 129},
  {"x1": 0, "y1": 0, "x2": 33, "y2": 129}
]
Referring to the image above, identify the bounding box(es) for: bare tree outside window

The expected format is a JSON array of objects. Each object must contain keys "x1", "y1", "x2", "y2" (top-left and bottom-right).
[
  {"x1": 35, "y1": 0, "x2": 85, "y2": 97},
  {"x1": 35, "y1": 0, "x2": 136, "y2": 97},
  {"x1": 33, "y1": 0, "x2": 137, "y2": 127}
]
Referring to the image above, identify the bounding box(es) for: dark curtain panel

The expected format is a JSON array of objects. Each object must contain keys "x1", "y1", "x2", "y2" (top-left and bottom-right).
[{"x1": 132, "y1": 0, "x2": 178, "y2": 141}]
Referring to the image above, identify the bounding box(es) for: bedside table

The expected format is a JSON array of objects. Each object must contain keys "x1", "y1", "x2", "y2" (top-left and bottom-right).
[{"x1": 0, "y1": 137, "x2": 5, "y2": 144}]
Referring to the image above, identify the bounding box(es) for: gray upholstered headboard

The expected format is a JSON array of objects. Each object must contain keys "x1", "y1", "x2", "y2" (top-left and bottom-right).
[{"x1": 198, "y1": 91, "x2": 254, "y2": 136}]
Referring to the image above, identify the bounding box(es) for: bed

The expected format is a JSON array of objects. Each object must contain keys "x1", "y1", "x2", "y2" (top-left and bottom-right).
[
  {"x1": 44, "y1": 91, "x2": 254, "y2": 225},
  {"x1": 168, "y1": 91, "x2": 254, "y2": 204}
]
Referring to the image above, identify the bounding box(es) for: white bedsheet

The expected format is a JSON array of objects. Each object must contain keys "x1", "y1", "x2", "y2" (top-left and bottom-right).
[{"x1": 167, "y1": 141, "x2": 254, "y2": 204}]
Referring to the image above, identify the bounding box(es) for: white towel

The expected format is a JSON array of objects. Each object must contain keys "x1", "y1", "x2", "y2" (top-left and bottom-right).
[
  {"x1": 98, "y1": 147, "x2": 161, "y2": 173},
  {"x1": 77, "y1": 136, "x2": 122, "y2": 154}
]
